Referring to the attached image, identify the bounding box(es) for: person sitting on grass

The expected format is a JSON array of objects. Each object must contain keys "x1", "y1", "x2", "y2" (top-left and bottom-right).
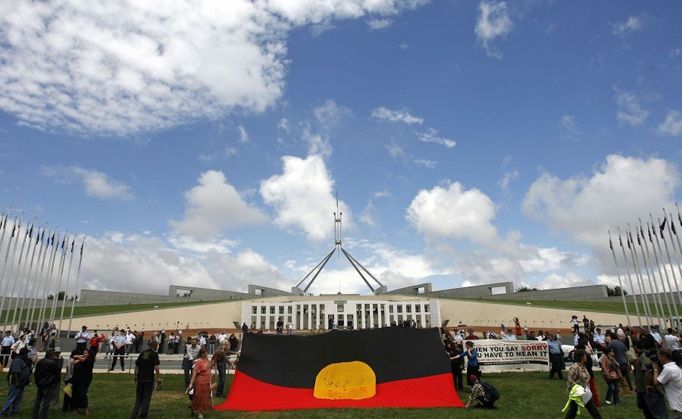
[{"x1": 465, "y1": 375, "x2": 498, "y2": 409}]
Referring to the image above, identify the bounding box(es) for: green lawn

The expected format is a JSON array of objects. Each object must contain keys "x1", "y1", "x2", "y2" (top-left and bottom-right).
[
  {"x1": 0, "y1": 371, "x2": 651, "y2": 418},
  {"x1": 456, "y1": 297, "x2": 680, "y2": 318},
  {"x1": 0, "y1": 299, "x2": 228, "y2": 323}
]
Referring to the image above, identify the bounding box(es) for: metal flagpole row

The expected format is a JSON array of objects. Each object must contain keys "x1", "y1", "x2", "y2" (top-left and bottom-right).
[
  {"x1": 608, "y1": 231, "x2": 631, "y2": 326},
  {"x1": 652, "y1": 215, "x2": 680, "y2": 321},
  {"x1": 67, "y1": 238, "x2": 85, "y2": 336},
  {"x1": 617, "y1": 228, "x2": 642, "y2": 326}
]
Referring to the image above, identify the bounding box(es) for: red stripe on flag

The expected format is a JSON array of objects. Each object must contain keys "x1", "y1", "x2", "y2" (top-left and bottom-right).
[{"x1": 216, "y1": 370, "x2": 464, "y2": 411}]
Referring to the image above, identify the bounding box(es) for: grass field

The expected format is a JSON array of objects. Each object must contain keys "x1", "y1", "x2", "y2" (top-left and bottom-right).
[
  {"x1": 0, "y1": 299, "x2": 225, "y2": 323},
  {"x1": 458, "y1": 297, "x2": 679, "y2": 318},
  {"x1": 0, "y1": 371, "x2": 652, "y2": 418}
]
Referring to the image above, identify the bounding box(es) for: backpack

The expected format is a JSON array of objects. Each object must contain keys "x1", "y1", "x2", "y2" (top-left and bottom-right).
[{"x1": 480, "y1": 382, "x2": 499, "y2": 404}]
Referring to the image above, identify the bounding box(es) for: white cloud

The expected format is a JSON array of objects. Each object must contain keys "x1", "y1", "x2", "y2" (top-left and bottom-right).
[
  {"x1": 237, "y1": 126, "x2": 249, "y2": 143},
  {"x1": 612, "y1": 15, "x2": 644, "y2": 37},
  {"x1": 658, "y1": 110, "x2": 682, "y2": 136},
  {"x1": 303, "y1": 128, "x2": 333, "y2": 159},
  {"x1": 367, "y1": 18, "x2": 392, "y2": 30},
  {"x1": 170, "y1": 170, "x2": 266, "y2": 239},
  {"x1": 83, "y1": 232, "x2": 282, "y2": 294},
  {"x1": 417, "y1": 128, "x2": 456, "y2": 148},
  {"x1": 536, "y1": 272, "x2": 590, "y2": 290},
  {"x1": 371, "y1": 106, "x2": 423, "y2": 125},
  {"x1": 0, "y1": 1, "x2": 426, "y2": 136},
  {"x1": 498, "y1": 170, "x2": 519, "y2": 193},
  {"x1": 475, "y1": 1, "x2": 513, "y2": 58},
  {"x1": 313, "y1": 99, "x2": 351, "y2": 129},
  {"x1": 614, "y1": 89, "x2": 649, "y2": 126},
  {"x1": 260, "y1": 154, "x2": 350, "y2": 242},
  {"x1": 413, "y1": 158, "x2": 438, "y2": 169},
  {"x1": 386, "y1": 141, "x2": 407, "y2": 159},
  {"x1": 41, "y1": 166, "x2": 133, "y2": 200},
  {"x1": 522, "y1": 154, "x2": 679, "y2": 248},
  {"x1": 559, "y1": 114, "x2": 582, "y2": 140},
  {"x1": 671, "y1": 48, "x2": 682, "y2": 59},
  {"x1": 407, "y1": 181, "x2": 498, "y2": 244}
]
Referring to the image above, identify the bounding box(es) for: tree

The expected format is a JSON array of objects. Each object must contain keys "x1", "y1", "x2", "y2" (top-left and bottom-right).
[
  {"x1": 607, "y1": 286, "x2": 628, "y2": 296},
  {"x1": 516, "y1": 286, "x2": 538, "y2": 293}
]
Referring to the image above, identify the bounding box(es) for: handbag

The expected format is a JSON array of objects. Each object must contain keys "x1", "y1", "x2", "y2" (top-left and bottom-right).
[{"x1": 626, "y1": 336, "x2": 637, "y2": 363}]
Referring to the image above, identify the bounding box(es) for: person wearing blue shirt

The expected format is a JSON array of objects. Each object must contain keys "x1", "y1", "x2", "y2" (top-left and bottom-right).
[
  {"x1": 548, "y1": 333, "x2": 564, "y2": 379},
  {"x1": 454, "y1": 341, "x2": 480, "y2": 386}
]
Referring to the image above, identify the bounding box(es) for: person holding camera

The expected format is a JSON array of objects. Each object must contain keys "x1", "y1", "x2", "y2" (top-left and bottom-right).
[{"x1": 653, "y1": 349, "x2": 682, "y2": 419}]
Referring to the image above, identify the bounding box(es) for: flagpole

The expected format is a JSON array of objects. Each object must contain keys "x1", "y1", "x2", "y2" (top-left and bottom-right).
[
  {"x1": 609, "y1": 230, "x2": 631, "y2": 326},
  {"x1": 0, "y1": 219, "x2": 21, "y2": 329},
  {"x1": 645, "y1": 220, "x2": 673, "y2": 327},
  {"x1": 27, "y1": 228, "x2": 50, "y2": 331},
  {"x1": 636, "y1": 224, "x2": 665, "y2": 327},
  {"x1": 668, "y1": 205, "x2": 682, "y2": 307},
  {"x1": 37, "y1": 231, "x2": 60, "y2": 330},
  {"x1": 618, "y1": 228, "x2": 642, "y2": 326},
  {"x1": 653, "y1": 214, "x2": 681, "y2": 321},
  {"x1": 23, "y1": 227, "x2": 47, "y2": 331},
  {"x1": 1, "y1": 220, "x2": 27, "y2": 331},
  {"x1": 17, "y1": 225, "x2": 45, "y2": 330},
  {"x1": 57, "y1": 238, "x2": 76, "y2": 333},
  {"x1": 10, "y1": 222, "x2": 38, "y2": 330},
  {"x1": 6, "y1": 222, "x2": 36, "y2": 330},
  {"x1": 67, "y1": 238, "x2": 85, "y2": 336},
  {"x1": 48, "y1": 234, "x2": 68, "y2": 328},
  {"x1": 628, "y1": 228, "x2": 653, "y2": 326}
]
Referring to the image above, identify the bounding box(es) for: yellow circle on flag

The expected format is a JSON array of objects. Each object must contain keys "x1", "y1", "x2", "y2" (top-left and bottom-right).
[{"x1": 313, "y1": 361, "x2": 376, "y2": 400}]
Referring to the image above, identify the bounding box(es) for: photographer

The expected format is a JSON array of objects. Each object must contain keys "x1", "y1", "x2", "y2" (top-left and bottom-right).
[{"x1": 653, "y1": 349, "x2": 682, "y2": 418}]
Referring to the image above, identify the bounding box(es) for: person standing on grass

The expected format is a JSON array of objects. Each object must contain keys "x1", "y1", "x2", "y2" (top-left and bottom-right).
[
  {"x1": 575, "y1": 334, "x2": 600, "y2": 407},
  {"x1": 188, "y1": 348, "x2": 212, "y2": 419},
  {"x1": 606, "y1": 332, "x2": 632, "y2": 393},
  {"x1": 452, "y1": 341, "x2": 480, "y2": 386},
  {"x1": 131, "y1": 340, "x2": 160, "y2": 419},
  {"x1": 548, "y1": 333, "x2": 564, "y2": 380},
  {"x1": 110, "y1": 329, "x2": 127, "y2": 372},
  {"x1": 1, "y1": 347, "x2": 32, "y2": 418},
  {"x1": 211, "y1": 344, "x2": 228, "y2": 397},
  {"x1": 183, "y1": 338, "x2": 200, "y2": 388},
  {"x1": 563, "y1": 349, "x2": 602, "y2": 419},
  {"x1": 71, "y1": 349, "x2": 95, "y2": 416},
  {"x1": 653, "y1": 349, "x2": 682, "y2": 419},
  {"x1": 599, "y1": 348, "x2": 622, "y2": 406},
  {"x1": 33, "y1": 348, "x2": 62, "y2": 419}
]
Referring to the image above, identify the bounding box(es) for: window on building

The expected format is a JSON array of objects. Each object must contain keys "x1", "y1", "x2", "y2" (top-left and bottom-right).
[
  {"x1": 261, "y1": 306, "x2": 266, "y2": 314},
  {"x1": 252, "y1": 306, "x2": 257, "y2": 314},
  {"x1": 424, "y1": 304, "x2": 430, "y2": 313},
  {"x1": 270, "y1": 306, "x2": 275, "y2": 314},
  {"x1": 415, "y1": 305, "x2": 421, "y2": 313}
]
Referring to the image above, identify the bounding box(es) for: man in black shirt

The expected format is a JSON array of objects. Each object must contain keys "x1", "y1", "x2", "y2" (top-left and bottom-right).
[
  {"x1": 32, "y1": 348, "x2": 62, "y2": 419},
  {"x1": 131, "y1": 340, "x2": 160, "y2": 419}
]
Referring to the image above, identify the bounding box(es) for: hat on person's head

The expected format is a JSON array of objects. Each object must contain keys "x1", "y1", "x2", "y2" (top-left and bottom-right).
[{"x1": 469, "y1": 374, "x2": 479, "y2": 383}]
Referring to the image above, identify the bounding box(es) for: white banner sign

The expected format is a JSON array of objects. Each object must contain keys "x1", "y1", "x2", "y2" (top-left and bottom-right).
[{"x1": 473, "y1": 339, "x2": 549, "y2": 366}]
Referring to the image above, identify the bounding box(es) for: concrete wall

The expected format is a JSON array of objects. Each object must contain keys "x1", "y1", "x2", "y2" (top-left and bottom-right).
[
  {"x1": 384, "y1": 283, "x2": 432, "y2": 295},
  {"x1": 168, "y1": 285, "x2": 250, "y2": 300},
  {"x1": 247, "y1": 284, "x2": 292, "y2": 297},
  {"x1": 494, "y1": 284, "x2": 609, "y2": 301},
  {"x1": 428, "y1": 282, "x2": 514, "y2": 299},
  {"x1": 79, "y1": 286, "x2": 250, "y2": 306}
]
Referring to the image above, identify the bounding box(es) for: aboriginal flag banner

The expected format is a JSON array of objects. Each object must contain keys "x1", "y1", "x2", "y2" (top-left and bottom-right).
[{"x1": 217, "y1": 327, "x2": 464, "y2": 411}]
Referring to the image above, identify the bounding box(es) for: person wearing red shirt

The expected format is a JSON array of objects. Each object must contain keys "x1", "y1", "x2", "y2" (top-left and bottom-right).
[{"x1": 88, "y1": 331, "x2": 104, "y2": 357}]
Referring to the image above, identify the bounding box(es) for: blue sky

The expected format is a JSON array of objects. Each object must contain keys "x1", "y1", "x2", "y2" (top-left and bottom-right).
[{"x1": 1, "y1": 0, "x2": 682, "y2": 295}]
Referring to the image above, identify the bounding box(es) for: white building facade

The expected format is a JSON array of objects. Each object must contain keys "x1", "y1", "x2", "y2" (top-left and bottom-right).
[{"x1": 241, "y1": 297, "x2": 440, "y2": 331}]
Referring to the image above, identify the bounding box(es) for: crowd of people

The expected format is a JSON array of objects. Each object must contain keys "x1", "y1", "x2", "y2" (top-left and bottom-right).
[
  {"x1": 0, "y1": 324, "x2": 242, "y2": 418},
  {"x1": 0, "y1": 315, "x2": 680, "y2": 417}
]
